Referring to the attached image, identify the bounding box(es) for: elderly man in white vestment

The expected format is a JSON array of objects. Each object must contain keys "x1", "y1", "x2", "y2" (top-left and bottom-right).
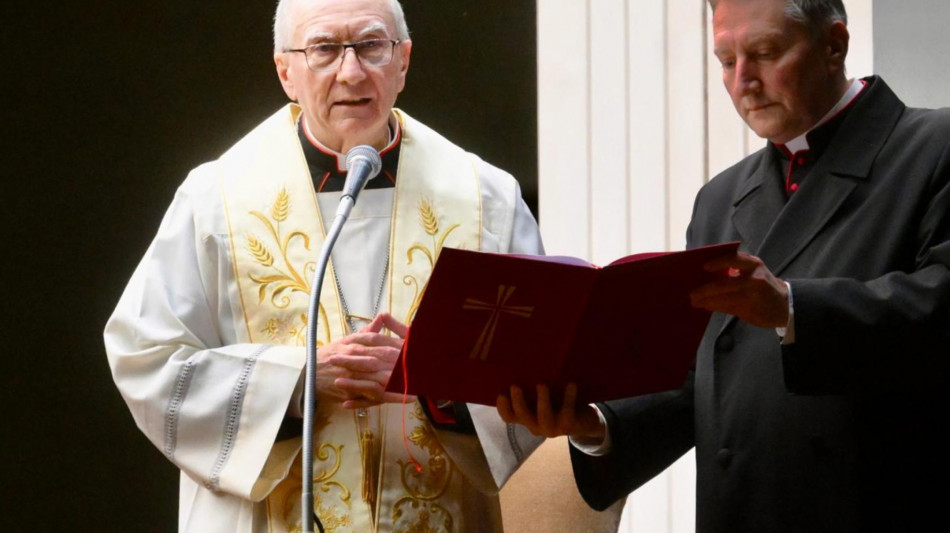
[{"x1": 104, "y1": 0, "x2": 544, "y2": 531}]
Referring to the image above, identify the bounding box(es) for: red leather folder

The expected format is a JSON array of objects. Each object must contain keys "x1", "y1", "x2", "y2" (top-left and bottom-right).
[{"x1": 386, "y1": 242, "x2": 740, "y2": 406}]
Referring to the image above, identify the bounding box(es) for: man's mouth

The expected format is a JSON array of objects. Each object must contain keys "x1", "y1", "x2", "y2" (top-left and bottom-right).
[{"x1": 335, "y1": 98, "x2": 372, "y2": 107}]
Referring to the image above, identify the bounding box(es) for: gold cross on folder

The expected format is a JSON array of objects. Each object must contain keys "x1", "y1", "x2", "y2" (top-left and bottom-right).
[{"x1": 463, "y1": 285, "x2": 534, "y2": 361}]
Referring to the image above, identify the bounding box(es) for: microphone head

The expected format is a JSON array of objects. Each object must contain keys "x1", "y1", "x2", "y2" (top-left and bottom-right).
[
  {"x1": 340, "y1": 145, "x2": 383, "y2": 204},
  {"x1": 345, "y1": 145, "x2": 383, "y2": 179}
]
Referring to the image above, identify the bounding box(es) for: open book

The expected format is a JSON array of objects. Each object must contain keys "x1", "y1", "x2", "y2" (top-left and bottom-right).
[{"x1": 386, "y1": 241, "x2": 740, "y2": 406}]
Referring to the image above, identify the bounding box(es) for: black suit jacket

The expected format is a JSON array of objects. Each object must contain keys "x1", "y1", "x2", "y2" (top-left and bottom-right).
[{"x1": 572, "y1": 77, "x2": 950, "y2": 532}]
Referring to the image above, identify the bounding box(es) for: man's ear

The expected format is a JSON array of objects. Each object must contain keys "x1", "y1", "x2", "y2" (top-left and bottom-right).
[
  {"x1": 826, "y1": 21, "x2": 850, "y2": 74},
  {"x1": 275, "y1": 53, "x2": 298, "y2": 101},
  {"x1": 395, "y1": 39, "x2": 412, "y2": 94}
]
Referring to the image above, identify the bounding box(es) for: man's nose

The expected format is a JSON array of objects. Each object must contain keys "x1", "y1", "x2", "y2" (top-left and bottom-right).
[
  {"x1": 736, "y1": 59, "x2": 761, "y2": 94},
  {"x1": 336, "y1": 48, "x2": 367, "y2": 83}
]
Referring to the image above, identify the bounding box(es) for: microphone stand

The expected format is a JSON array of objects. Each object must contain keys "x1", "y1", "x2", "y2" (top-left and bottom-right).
[
  {"x1": 301, "y1": 202, "x2": 346, "y2": 533},
  {"x1": 301, "y1": 146, "x2": 380, "y2": 533}
]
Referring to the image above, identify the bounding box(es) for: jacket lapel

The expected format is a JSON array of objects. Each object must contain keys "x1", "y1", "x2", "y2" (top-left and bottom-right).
[
  {"x1": 753, "y1": 161, "x2": 858, "y2": 275},
  {"x1": 731, "y1": 146, "x2": 786, "y2": 255},
  {"x1": 717, "y1": 76, "x2": 905, "y2": 335},
  {"x1": 755, "y1": 78, "x2": 904, "y2": 277}
]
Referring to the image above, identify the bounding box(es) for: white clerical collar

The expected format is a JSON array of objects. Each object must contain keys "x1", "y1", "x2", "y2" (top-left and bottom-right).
[
  {"x1": 300, "y1": 113, "x2": 401, "y2": 171},
  {"x1": 784, "y1": 78, "x2": 866, "y2": 154}
]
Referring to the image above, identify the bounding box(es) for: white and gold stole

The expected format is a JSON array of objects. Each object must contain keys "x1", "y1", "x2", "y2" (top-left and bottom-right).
[{"x1": 218, "y1": 104, "x2": 483, "y2": 532}]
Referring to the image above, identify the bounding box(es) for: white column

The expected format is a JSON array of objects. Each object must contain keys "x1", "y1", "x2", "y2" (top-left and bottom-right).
[
  {"x1": 627, "y1": 0, "x2": 669, "y2": 255},
  {"x1": 847, "y1": 0, "x2": 874, "y2": 79},
  {"x1": 537, "y1": 0, "x2": 591, "y2": 258},
  {"x1": 590, "y1": 0, "x2": 631, "y2": 264}
]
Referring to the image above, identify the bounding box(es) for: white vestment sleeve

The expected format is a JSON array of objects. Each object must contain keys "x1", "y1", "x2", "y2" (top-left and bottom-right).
[
  {"x1": 470, "y1": 404, "x2": 545, "y2": 488},
  {"x1": 104, "y1": 170, "x2": 304, "y2": 502}
]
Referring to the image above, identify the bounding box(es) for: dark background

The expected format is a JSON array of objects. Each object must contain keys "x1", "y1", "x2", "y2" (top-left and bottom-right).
[{"x1": 1, "y1": 1, "x2": 536, "y2": 530}]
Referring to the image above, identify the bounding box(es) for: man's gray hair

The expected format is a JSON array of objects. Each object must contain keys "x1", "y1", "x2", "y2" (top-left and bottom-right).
[
  {"x1": 273, "y1": 0, "x2": 410, "y2": 54},
  {"x1": 709, "y1": 0, "x2": 848, "y2": 36}
]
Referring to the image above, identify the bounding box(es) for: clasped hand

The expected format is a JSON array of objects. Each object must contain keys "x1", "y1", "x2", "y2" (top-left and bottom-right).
[{"x1": 318, "y1": 312, "x2": 410, "y2": 409}]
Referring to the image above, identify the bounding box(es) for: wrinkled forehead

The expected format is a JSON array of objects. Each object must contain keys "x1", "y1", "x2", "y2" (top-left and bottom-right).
[
  {"x1": 712, "y1": 0, "x2": 799, "y2": 46},
  {"x1": 291, "y1": 0, "x2": 396, "y2": 42}
]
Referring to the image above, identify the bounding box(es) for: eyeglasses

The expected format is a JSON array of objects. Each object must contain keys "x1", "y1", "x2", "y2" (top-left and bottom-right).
[{"x1": 285, "y1": 39, "x2": 402, "y2": 72}]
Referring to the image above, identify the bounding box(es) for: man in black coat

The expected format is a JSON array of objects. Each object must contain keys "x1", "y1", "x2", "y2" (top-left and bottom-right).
[{"x1": 499, "y1": 0, "x2": 950, "y2": 530}]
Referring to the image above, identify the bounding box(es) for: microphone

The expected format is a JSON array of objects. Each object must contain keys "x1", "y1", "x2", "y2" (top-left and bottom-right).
[{"x1": 341, "y1": 145, "x2": 383, "y2": 203}]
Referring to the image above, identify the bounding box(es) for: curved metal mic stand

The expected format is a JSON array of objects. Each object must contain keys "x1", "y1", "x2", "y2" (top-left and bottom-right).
[
  {"x1": 301, "y1": 146, "x2": 381, "y2": 533},
  {"x1": 301, "y1": 207, "x2": 345, "y2": 533}
]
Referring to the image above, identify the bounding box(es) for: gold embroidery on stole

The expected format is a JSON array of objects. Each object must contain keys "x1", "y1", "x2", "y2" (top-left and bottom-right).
[
  {"x1": 403, "y1": 197, "x2": 462, "y2": 322},
  {"x1": 220, "y1": 105, "x2": 359, "y2": 531},
  {"x1": 380, "y1": 109, "x2": 483, "y2": 533}
]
